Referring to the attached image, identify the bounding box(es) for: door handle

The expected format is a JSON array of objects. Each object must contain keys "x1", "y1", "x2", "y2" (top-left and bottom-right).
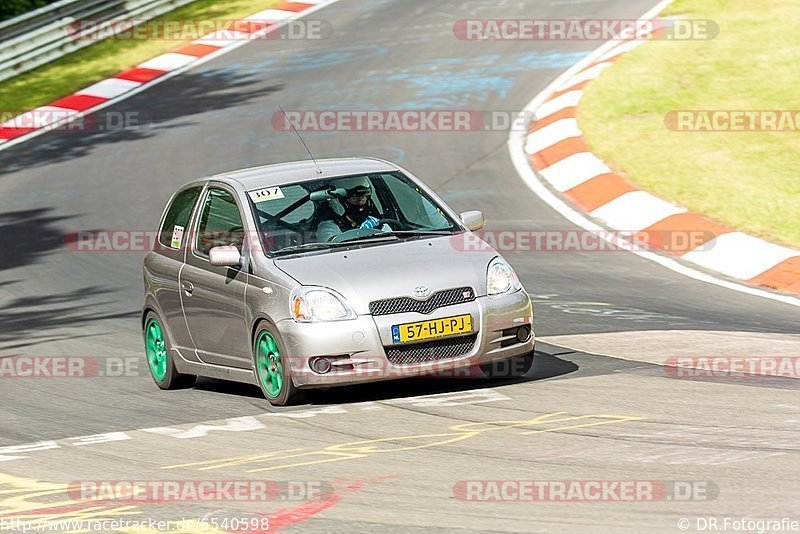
[{"x1": 181, "y1": 281, "x2": 194, "y2": 296}]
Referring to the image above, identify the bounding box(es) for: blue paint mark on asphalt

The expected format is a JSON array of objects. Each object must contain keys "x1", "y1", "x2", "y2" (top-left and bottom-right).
[
  {"x1": 385, "y1": 72, "x2": 513, "y2": 108},
  {"x1": 197, "y1": 134, "x2": 407, "y2": 176},
  {"x1": 301, "y1": 50, "x2": 587, "y2": 109},
  {"x1": 188, "y1": 47, "x2": 588, "y2": 152},
  {"x1": 359, "y1": 146, "x2": 406, "y2": 164},
  {"x1": 198, "y1": 45, "x2": 389, "y2": 79}
]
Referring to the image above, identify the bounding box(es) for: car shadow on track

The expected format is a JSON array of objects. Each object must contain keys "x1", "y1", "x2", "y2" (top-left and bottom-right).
[
  {"x1": 0, "y1": 72, "x2": 283, "y2": 173},
  {"x1": 191, "y1": 347, "x2": 580, "y2": 407},
  {"x1": 0, "y1": 287, "x2": 138, "y2": 350},
  {"x1": 0, "y1": 207, "x2": 73, "y2": 271}
]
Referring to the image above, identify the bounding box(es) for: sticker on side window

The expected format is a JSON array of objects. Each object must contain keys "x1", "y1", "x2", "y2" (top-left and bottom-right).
[
  {"x1": 171, "y1": 225, "x2": 185, "y2": 249},
  {"x1": 248, "y1": 187, "x2": 285, "y2": 203}
]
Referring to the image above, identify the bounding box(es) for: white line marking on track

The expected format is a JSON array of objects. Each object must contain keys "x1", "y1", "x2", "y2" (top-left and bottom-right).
[
  {"x1": 597, "y1": 38, "x2": 647, "y2": 62},
  {"x1": 555, "y1": 62, "x2": 612, "y2": 91},
  {"x1": 682, "y1": 232, "x2": 800, "y2": 280},
  {"x1": 524, "y1": 118, "x2": 581, "y2": 155},
  {"x1": 76, "y1": 78, "x2": 141, "y2": 99},
  {"x1": 266, "y1": 406, "x2": 350, "y2": 418},
  {"x1": 245, "y1": 9, "x2": 296, "y2": 21},
  {"x1": 0, "y1": 389, "x2": 510, "y2": 463},
  {"x1": 590, "y1": 190, "x2": 686, "y2": 231},
  {"x1": 507, "y1": 0, "x2": 800, "y2": 309},
  {"x1": 534, "y1": 90, "x2": 583, "y2": 120},
  {"x1": 138, "y1": 52, "x2": 198, "y2": 71},
  {"x1": 2, "y1": 106, "x2": 77, "y2": 128},
  {"x1": 193, "y1": 30, "x2": 252, "y2": 47},
  {"x1": 540, "y1": 152, "x2": 610, "y2": 192},
  {"x1": 0, "y1": 0, "x2": 345, "y2": 153}
]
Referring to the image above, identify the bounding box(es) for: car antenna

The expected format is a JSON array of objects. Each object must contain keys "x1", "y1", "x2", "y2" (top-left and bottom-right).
[{"x1": 279, "y1": 105, "x2": 323, "y2": 175}]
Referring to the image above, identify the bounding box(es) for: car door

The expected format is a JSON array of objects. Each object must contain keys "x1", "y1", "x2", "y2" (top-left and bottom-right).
[
  {"x1": 180, "y1": 185, "x2": 252, "y2": 368},
  {"x1": 148, "y1": 185, "x2": 204, "y2": 353}
]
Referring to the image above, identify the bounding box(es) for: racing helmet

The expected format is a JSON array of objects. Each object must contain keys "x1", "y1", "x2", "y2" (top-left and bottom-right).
[
  {"x1": 336, "y1": 176, "x2": 372, "y2": 199},
  {"x1": 334, "y1": 176, "x2": 373, "y2": 226}
]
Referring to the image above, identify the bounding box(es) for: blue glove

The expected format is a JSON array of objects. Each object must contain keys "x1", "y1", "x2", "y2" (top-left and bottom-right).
[{"x1": 360, "y1": 216, "x2": 380, "y2": 230}]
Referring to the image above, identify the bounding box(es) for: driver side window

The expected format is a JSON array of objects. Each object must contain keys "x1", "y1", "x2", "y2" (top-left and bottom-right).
[
  {"x1": 196, "y1": 188, "x2": 244, "y2": 256},
  {"x1": 382, "y1": 174, "x2": 448, "y2": 227}
]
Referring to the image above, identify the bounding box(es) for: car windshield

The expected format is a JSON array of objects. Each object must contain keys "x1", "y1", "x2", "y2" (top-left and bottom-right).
[{"x1": 247, "y1": 171, "x2": 461, "y2": 256}]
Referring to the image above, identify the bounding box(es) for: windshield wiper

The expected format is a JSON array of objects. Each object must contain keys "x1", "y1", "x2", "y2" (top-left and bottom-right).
[
  {"x1": 273, "y1": 230, "x2": 458, "y2": 254},
  {"x1": 270, "y1": 242, "x2": 351, "y2": 256},
  {"x1": 384, "y1": 230, "x2": 456, "y2": 236},
  {"x1": 337, "y1": 229, "x2": 455, "y2": 243}
]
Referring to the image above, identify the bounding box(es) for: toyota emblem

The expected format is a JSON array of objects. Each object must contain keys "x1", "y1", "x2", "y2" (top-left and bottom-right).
[{"x1": 413, "y1": 286, "x2": 431, "y2": 298}]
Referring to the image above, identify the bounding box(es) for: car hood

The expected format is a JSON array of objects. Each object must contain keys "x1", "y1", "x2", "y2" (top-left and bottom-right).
[{"x1": 273, "y1": 235, "x2": 499, "y2": 315}]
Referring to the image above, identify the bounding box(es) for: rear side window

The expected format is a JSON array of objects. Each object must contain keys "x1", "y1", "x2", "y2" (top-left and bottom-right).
[
  {"x1": 159, "y1": 186, "x2": 202, "y2": 249},
  {"x1": 196, "y1": 188, "x2": 245, "y2": 256}
]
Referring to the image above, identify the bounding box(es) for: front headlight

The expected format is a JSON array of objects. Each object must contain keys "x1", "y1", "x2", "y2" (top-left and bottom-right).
[
  {"x1": 290, "y1": 286, "x2": 357, "y2": 322},
  {"x1": 487, "y1": 257, "x2": 521, "y2": 296}
]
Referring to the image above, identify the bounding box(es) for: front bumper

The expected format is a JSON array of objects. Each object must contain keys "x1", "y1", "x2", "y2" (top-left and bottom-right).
[{"x1": 277, "y1": 289, "x2": 534, "y2": 388}]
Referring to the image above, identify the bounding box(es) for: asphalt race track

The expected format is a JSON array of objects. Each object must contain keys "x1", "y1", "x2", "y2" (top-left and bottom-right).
[{"x1": 1, "y1": 0, "x2": 799, "y2": 532}]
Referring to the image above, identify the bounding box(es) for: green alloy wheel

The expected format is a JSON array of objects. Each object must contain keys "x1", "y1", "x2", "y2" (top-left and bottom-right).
[
  {"x1": 142, "y1": 312, "x2": 196, "y2": 390},
  {"x1": 145, "y1": 318, "x2": 168, "y2": 381},
  {"x1": 253, "y1": 325, "x2": 301, "y2": 406},
  {"x1": 256, "y1": 331, "x2": 284, "y2": 398}
]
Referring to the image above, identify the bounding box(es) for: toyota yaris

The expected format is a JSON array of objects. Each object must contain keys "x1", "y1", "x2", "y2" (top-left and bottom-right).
[{"x1": 142, "y1": 158, "x2": 535, "y2": 405}]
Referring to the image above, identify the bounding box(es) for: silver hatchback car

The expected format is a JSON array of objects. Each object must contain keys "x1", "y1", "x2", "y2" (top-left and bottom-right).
[{"x1": 142, "y1": 158, "x2": 535, "y2": 405}]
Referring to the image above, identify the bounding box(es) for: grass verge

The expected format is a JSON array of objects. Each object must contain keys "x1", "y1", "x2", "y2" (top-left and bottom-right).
[
  {"x1": 579, "y1": 0, "x2": 800, "y2": 248},
  {"x1": 0, "y1": 0, "x2": 278, "y2": 116}
]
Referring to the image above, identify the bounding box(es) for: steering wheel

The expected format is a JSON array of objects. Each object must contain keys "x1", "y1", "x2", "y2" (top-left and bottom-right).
[
  {"x1": 331, "y1": 227, "x2": 382, "y2": 243},
  {"x1": 379, "y1": 218, "x2": 403, "y2": 228},
  {"x1": 266, "y1": 218, "x2": 304, "y2": 234}
]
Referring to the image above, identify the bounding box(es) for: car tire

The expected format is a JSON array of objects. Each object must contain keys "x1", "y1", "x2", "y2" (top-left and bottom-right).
[
  {"x1": 253, "y1": 322, "x2": 303, "y2": 406},
  {"x1": 479, "y1": 351, "x2": 535, "y2": 379},
  {"x1": 143, "y1": 312, "x2": 196, "y2": 390}
]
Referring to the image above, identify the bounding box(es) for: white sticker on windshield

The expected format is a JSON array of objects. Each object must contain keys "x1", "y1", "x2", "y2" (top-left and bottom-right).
[
  {"x1": 248, "y1": 187, "x2": 285, "y2": 203},
  {"x1": 171, "y1": 225, "x2": 184, "y2": 249}
]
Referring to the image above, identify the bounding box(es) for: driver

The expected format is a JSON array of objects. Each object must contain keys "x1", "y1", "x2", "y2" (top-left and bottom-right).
[{"x1": 316, "y1": 177, "x2": 390, "y2": 242}]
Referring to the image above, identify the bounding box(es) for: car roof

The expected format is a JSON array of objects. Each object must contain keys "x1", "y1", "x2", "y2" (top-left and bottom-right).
[{"x1": 207, "y1": 157, "x2": 400, "y2": 190}]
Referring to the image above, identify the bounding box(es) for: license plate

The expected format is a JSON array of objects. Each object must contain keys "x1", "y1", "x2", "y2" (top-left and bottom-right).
[{"x1": 391, "y1": 314, "x2": 472, "y2": 343}]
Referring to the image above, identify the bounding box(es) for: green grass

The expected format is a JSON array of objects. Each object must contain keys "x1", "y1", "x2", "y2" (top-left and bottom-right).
[
  {"x1": 579, "y1": 0, "x2": 800, "y2": 248},
  {"x1": 0, "y1": 0, "x2": 278, "y2": 115}
]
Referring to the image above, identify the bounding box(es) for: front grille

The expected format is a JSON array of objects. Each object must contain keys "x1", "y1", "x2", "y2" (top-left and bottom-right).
[
  {"x1": 369, "y1": 287, "x2": 475, "y2": 316},
  {"x1": 385, "y1": 334, "x2": 478, "y2": 365}
]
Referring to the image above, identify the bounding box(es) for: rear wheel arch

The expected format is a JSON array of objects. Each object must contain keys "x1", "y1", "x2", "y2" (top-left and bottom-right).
[
  {"x1": 143, "y1": 310, "x2": 196, "y2": 389},
  {"x1": 142, "y1": 306, "x2": 157, "y2": 330},
  {"x1": 141, "y1": 304, "x2": 177, "y2": 343}
]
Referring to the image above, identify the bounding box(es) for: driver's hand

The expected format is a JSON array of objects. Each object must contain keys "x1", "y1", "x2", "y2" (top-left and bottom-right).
[{"x1": 360, "y1": 216, "x2": 381, "y2": 230}]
